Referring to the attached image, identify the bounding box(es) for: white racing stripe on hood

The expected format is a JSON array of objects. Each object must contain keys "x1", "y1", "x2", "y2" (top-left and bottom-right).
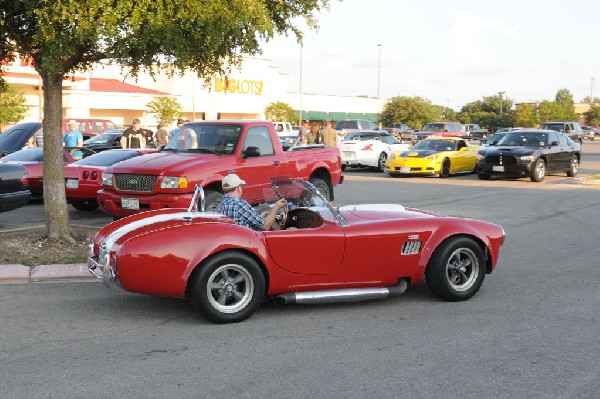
[
  {"x1": 340, "y1": 204, "x2": 406, "y2": 212},
  {"x1": 104, "y1": 211, "x2": 224, "y2": 249}
]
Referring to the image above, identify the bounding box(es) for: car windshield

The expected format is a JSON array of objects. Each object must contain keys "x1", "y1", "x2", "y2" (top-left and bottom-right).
[
  {"x1": 487, "y1": 133, "x2": 507, "y2": 144},
  {"x1": 539, "y1": 123, "x2": 563, "y2": 132},
  {"x1": 163, "y1": 123, "x2": 242, "y2": 154},
  {"x1": 1, "y1": 147, "x2": 43, "y2": 162},
  {"x1": 422, "y1": 123, "x2": 445, "y2": 131},
  {"x1": 412, "y1": 139, "x2": 457, "y2": 151},
  {"x1": 496, "y1": 132, "x2": 548, "y2": 147},
  {"x1": 73, "y1": 149, "x2": 143, "y2": 166},
  {"x1": 84, "y1": 132, "x2": 121, "y2": 144}
]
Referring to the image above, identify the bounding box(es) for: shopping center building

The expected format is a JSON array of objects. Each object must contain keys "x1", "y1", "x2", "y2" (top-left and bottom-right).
[{"x1": 2, "y1": 55, "x2": 380, "y2": 129}]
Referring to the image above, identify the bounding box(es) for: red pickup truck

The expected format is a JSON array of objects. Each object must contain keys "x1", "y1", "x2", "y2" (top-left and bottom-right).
[{"x1": 97, "y1": 120, "x2": 343, "y2": 218}]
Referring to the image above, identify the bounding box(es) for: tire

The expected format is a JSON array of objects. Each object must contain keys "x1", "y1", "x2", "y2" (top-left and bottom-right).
[
  {"x1": 309, "y1": 177, "x2": 331, "y2": 201},
  {"x1": 70, "y1": 199, "x2": 98, "y2": 211},
  {"x1": 189, "y1": 252, "x2": 265, "y2": 324},
  {"x1": 425, "y1": 237, "x2": 485, "y2": 302},
  {"x1": 477, "y1": 171, "x2": 491, "y2": 180},
  {"x1": 204, "y1": 190, "x2": 223, "y2": 212},
  {"x1": 377, "y1": 152, "x2": 387, "y2": 172},
  {"x1": 567, "y1": 157, "x2": 579, "y2": 177},
  {"x1": 530, "y1": 158, "x2": 546, "y2": 182},
  {"x1": 439, "y1": 158, "x2": 450, "y2": 178}
]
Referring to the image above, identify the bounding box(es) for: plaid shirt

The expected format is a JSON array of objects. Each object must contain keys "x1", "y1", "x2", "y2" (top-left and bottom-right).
[{"x1": 217, "y1": 194, "x2": 265, "y2": 231}]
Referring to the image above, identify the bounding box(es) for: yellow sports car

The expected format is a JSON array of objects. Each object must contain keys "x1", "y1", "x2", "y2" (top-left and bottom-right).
[{"x1": 385, "y1": 137, "x2": 479, "y2": 177}]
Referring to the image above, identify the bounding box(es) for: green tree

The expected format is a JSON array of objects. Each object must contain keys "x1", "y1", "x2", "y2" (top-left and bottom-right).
[
  {"x1": 584, "y1": 103, "x2": 600, "y2": 125},
  {"x1": 146, "y1": 97, "x2": 183, "y2": 125},
  {"x1": 536, "y1": 100, "x2": 560, "y2": 124},
  {"x1": 264, "y1": 101, "x2": 297, "y2": 122},
  {"x1": 459, "y1": 94, "x2": 515, "y2": 131},
  {"x1": 380, "y1": 96, "x2": 438, "y2": 129},
  {"x1": 0, "y1": 0, "x2": 329, "y2": 240},
  {"x1": 0, "y1": 85, "x2": 29, "y2": 125},
  {"x1": 554, "y1": 89, "x2": 578, "y2": 120},
  {"x1": 514, "y1": 103, "x2": 537, "y2": 127}
]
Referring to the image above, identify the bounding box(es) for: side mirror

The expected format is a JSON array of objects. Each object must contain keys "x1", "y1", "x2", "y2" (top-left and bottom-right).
[
  {"x1": 244, "y1": 146, "x2": 261, "y2": 158},
  {"x1": 550, "y1": 141, "x2": 559, "y2": 146}
]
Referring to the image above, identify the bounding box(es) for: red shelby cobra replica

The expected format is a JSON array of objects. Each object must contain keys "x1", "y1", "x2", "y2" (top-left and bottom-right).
[{"x1": 89, "y1": 178, "x2": 505, "y2": 323}]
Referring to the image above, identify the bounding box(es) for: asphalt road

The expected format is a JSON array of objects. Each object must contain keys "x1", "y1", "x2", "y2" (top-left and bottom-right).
[{"x1": 1, "y1": 141, "x2": 600, "y2": 398}]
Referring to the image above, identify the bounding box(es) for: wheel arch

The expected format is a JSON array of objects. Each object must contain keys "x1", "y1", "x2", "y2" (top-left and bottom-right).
[{"x1": 422, "y1": 233, "x2": 493, "y2": 275}]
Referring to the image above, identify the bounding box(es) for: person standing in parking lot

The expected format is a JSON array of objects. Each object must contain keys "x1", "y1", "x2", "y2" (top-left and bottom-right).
[
  {"x1": 154, "y1": 122, "x2": 169, "y2": 147},
  {"x1": 319, "y1": 120, "x2": 339, "y2": 147},
  {"x1": 306, "y1": 122, "x2": 320, "y2": 144},
  {"x1": 120, "y1": 118, "x2": 146, "y2": 149},
  {"x1": 63, "y1": 120, "x2": 83, "y2": 158}
]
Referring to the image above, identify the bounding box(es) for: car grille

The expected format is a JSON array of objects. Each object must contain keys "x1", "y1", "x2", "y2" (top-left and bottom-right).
[
  {"x1": 114, "y1": 174, "x2": 157, "y2": 192},
  {"x1": 485, "y1": 155, "x2": 517, "y2": 165},
  {"x1": 401, "y1": 241, "x2": 422, "y2": 255}
]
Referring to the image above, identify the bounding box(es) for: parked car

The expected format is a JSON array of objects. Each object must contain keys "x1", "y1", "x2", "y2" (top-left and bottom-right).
[
  {"x1": 0, "y1": 147, "x2": 75, "y2": 196},
  {"x1": 414, "y1": 122, "x2": 463, "y2": 140},
  {"x1": 82, "y1": 131, "x2": 125, "y2": 154},
  {"x1": 0, "y1": 163, "x2": 31, "y2": 212},
  {"x1": 88, "y1": 177, "x2": 506, "y2": 323},
  {"x1": 335, "y1": 119, "x2": 377, "y2": 137},
  {"x1": 581, "y1": 126, "x2": 595, "y2": 141},
  {"x1": 477, "y1": 130, "x2": 580, "y2": 182},
  {"x1": 538, "y1": 121, "x2": 584, "y2": 145},
  {"x1": 462, "y1": 124, "x2": 489, "y2": 139},
  {"x1": 0, "y1": 122, "x2": 42, "y2": 158},
  {"x1": 385, "y1": 137, "x2": 479, "y2": 177},
  {"x1": 340, "y1": 131, "x2": 410, "y2": 172},
  {"x1": 65, "y1": 148, "x2": 157, "y2": 211},
  {"x1": 383, "y1": 124, "x2": 414, "y2": 141},
  {"x1": 61, "y1": 118, "x2": 118, "y2": 140}
]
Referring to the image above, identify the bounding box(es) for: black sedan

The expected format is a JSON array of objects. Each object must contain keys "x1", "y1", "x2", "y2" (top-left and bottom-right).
[
  {"x1": 82, "y1": 131, "x2": 124, "y2": 154},
  {"x1": 0, "y1": 163, "x2": 31, "y2": 212},
  {"x1": 476, "y1": 130, "x2": 580, "y2": 182}
]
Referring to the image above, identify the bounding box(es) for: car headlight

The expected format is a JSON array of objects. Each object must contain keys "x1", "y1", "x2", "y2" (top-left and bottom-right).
[
  {"x1": 161, "y1": 176, "x2": 188, "y2": 189},
  {"x1": 101, "y1": 172, "x2": 113, "y2": 186},
  {"x1": 476, "y1": 154, "x2": 485, "y2": 160},
  {"x1": 519, "y1": 155, "x2": 534, "y2": 162},
  {"x1": 389, "y1": 153, "x2": 396, "y2": 160}
]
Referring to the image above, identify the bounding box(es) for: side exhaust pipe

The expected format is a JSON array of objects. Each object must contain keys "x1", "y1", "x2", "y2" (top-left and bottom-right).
[{"x1": 274, "y1": 279, "x2": 408, "y2": 306}]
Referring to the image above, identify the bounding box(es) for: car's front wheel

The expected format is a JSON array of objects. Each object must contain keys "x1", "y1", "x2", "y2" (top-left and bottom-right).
[
  {"x1": 567, "y1": 157, "x2": 579, "y2": 177},
  {"x1": 425, "y1": 237, "x2": 485, "y2": 301},
  {"x1": 377, "y1": 152, "x2": 387, "y2": 172},
  {"x1": 439, "y1": 158, "x2": 450, "y2": 178},
  {"x1": 189, "y1": 252, "x2": 265, "y2": 323},
  {"x1": 530, "y1": 158, "x2": 546, "y2": 182}
]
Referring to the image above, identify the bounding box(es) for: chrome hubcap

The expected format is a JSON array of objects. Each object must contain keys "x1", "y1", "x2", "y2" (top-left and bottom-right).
[
  {"x1": 207, "y1": 264, "x2": 254, "y2": 313},
  {"x1": 445, "y1": 248, "x2": 479, "y2": 292}
]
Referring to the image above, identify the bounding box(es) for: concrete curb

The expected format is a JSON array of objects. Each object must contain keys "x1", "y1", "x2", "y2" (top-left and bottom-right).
[{"x1": 0, "y1": 263, "x2": 94, "y2": 282}]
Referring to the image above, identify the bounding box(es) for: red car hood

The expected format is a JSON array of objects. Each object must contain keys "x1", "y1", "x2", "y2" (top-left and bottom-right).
[{"x1": 107, "y1": 152, "x2": 225, "y2": 175}]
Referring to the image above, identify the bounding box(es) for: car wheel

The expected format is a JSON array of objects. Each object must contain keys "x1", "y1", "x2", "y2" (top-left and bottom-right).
[
  {"x1": 425, "y1": 237, "x2": 485, "y2": 301},
  {"x1": 204, "y1": 190, "x2": 223, "y2": 212},
  {"x1": 70, "y1": 199, "x2": 98, "y2": 211},
  {"x1": 377, "y1": 153, "x2": 387, "y2": 172},
  {"x1": 309, "y1": 177, "x2": 331, "y2": 200},
  {"x1": 477, "y1": 170, "x2": 491, "y2": 180},
  {"x1": 439, "y1": 158, "x2": 450, "y2": 178},
  {"x1": 530, "y1": 159, "x2": 546, "y2": 182},
  {"x1": 189, "y1": 252, "x2": 265, "y2": 323},
  {"x1": 567, "y1": 157, "x2": 579, "y2": 177}
]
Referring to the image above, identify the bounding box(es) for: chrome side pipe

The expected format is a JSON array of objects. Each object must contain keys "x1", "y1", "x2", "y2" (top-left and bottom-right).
[{"x1": 274, "y1": 279, "x2": 408, "y2": 306}]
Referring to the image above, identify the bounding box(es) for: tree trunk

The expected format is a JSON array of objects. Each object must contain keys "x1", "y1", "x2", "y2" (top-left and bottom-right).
[{"x1": 41, "y1": 74, "x2": 72, "y2": 240}]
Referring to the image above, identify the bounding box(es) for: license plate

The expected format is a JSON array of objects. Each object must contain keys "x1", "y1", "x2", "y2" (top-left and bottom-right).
[
  {"x1": 342, "y1": 151, "x2": 355, "y2": 159},
  {"x1": 65, "y1": 179, "x2": 79, "y2": 188},
  {"x1": 400, "y1": 167, "x2": 411, "y2": 173},
  {"x1": 492, "y1": 165, "x2": 504, "y2": 172},
  {"x1": 121, "y1": 198, "x2": 139, "y2": 210}
]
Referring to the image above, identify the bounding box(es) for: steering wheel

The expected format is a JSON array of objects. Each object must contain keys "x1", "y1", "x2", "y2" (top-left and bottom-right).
[{"x1": 273, "y1": 201, "x2": 289, "y2": 230}]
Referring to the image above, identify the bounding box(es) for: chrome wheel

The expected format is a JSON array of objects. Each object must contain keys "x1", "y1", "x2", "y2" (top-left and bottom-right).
[
  {"x1": 377, "y1": 153, "x2": 387, "y2": 172},
  {"x1": 445, "y1": 248, "x2": 479, "y2": 292},
  {"x1": 206, "y1": 264, "x2": 254, "y2": 314}
]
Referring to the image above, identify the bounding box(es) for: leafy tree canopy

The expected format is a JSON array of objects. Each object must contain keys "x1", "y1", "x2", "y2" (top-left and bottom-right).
[
  {"x1": 264, "y1": 101, "x2": 297, "y2": 122},
  {"x1": 146, "y1": 97, "x2": 183, "y2": 125},
  {"x1": 380, "y1": 96, "x2": 438, "y2": 130},
  {"x1": 0, "y1": 85, "x2": 29, "y2": 125}
]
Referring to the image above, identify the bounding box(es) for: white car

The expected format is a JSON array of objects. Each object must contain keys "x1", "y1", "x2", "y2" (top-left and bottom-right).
[{"x1": 340, "y1": 131, "x2": 411, "y2": 172}]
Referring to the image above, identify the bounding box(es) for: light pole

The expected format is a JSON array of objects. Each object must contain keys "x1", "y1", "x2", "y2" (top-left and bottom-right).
[
  {"x1": 377, "y1": 44, "x2": 382, "y2": 100},
  {"x1": 298, "y1": 44, "x2": 303, "y2": 126},
  {"x1": 498, "y1": 91, "x2": 505, "y2": 115}
]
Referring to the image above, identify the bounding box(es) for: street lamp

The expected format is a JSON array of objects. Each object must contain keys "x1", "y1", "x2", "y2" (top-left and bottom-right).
[
  {"x1": 377, "y1": 44, "x2": 382, "y2": 99},
  {"x1": 298, "y1": 43, "x2": 303, "y2": 126},
  {"x1": 498, "y1": 91, "x2": 505, "y2": 115}
]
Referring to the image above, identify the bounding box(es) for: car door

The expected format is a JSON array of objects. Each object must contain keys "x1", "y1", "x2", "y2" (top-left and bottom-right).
[
  {"x1": 543, "y1": 132, "x2": 562, "y2": 172},
  {"x1": 264, "y1": 222, "x2": 345, "y2": 275}
]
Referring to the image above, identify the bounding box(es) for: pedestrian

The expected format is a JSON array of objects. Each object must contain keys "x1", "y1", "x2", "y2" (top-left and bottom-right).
[
  {"x1": 63, "y1": 120, "x2": 83, "y2": 158},
  {"x1": 216, "y1": 174, "x2": 287, "y2": 231},
  {"x1": 120, "y1": 118, "x2": 146, "y2": 149},
  {"x1": 143, "y1": 126, "x2": 155, "y2": 148},
  {"x1": 170, "y1": 118, "x2": 185, "y2": 139},
  {"x1": 306, "y1": 121, "x2": 320, "y2": 144},
  {"x1": 319, "y1": 120, "x2": 339, "y2": 147},
  {"x1": 154, "y1": 122, "x2": 169, "y2": 147}
]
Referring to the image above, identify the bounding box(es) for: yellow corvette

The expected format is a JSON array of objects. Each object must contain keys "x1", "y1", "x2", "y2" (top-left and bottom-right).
[{"x1": 385, "y1": 137, "x2": 480, "y2": 177}]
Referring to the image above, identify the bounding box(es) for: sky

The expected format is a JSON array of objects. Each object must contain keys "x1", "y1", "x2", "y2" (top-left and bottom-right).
[{"x1": 260, "y1": 0, "x2": 600, "y2": 110}]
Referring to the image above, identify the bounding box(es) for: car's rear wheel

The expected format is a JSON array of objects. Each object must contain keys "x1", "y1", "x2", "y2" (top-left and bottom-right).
[
  {"x1": 530, "y1": 159, "x2": 546, "y2": 182},
  {"x1": 377, "y1": 152, "x2": 387, "y2": 172},
  {"x1": 189, "y1": 252, "x2": 265, "y2": 323},
  {"x1": 425, "y1": 237, "x2": 485, "y2": 301},
  {"x1": 70, "y1": 199, "x2": 98, "y2": 211},
  {"x1": 567, "y1": 157, "x2": 579, "y2": 177},
  {"x1": 309, "y1": 177, "x2": 331, "y2": 200},
  {"x1": 439, "y1": 158, "x2": 450, "y2": 178}
]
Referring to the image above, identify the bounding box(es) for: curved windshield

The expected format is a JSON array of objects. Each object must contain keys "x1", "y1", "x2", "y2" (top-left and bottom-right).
[
  {"x1": 2, "y1": 148, "x2": 43, "y2": 162},
  {"x1": 412, "y1": 139, "x2": 457, "y2": 151},
  {"x1": 73, "y1": 149, "x2": 143, "y2": 166},
  {"x1": 164, "y1": 123, "x2": 242, "y2": 154},
  {"x1": 496, "y1": 132, "x2": 548, "y2": 147},
  {"x1": 83, "y1": 132, "x2": 121, "y2": 144}
]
